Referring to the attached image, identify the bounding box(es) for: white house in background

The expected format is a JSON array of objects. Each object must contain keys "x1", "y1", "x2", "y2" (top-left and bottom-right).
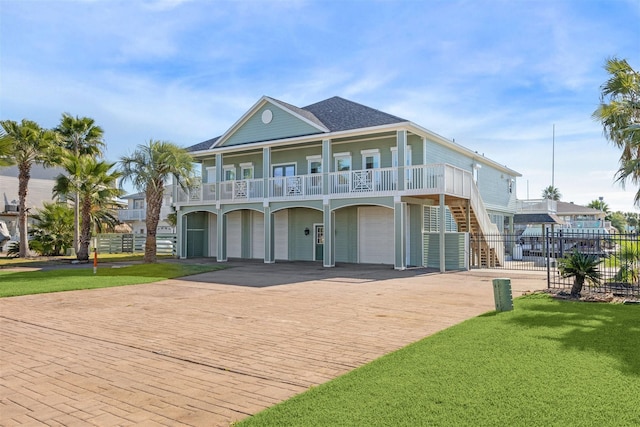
[
  {"x1": 0, "y1": 165, "x2": 64, "y2": 247},
  {"x1": 174, "y1": 95, "x2": 521, "y2": 270},
  {"x1": 516, "y1": 199, "x2": 611, "y2": 237},
  {"x1": 118, "y1": 188, "x2": 175, "y2": 234}
]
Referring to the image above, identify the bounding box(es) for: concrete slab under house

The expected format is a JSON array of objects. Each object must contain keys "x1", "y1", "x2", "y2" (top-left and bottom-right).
[{"x1": 176, "y1": 96, "x2": 521, "y2": 271}]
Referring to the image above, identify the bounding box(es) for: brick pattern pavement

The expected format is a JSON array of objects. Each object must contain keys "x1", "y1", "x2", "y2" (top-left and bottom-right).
[{"x1": 0, "y1": 263, "x2": 545, "y2": 426}]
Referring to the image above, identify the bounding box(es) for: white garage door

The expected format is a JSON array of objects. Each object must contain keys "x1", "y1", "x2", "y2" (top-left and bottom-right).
[
  {"x1": 358, "y1": 206, "x2": 394, "y2": 264},
  {"x1": 252, "y1": 211, "x2": 264, "y2": 259},
  {"x1": 226, "y1": 211, "x2": 242, "y2": 258},
  {"x1": 208, "y1": 214, "x2": 217, "y2": 257},
  {"x1": 274, "y1": 210, "x2": 288, "y2": 260}
]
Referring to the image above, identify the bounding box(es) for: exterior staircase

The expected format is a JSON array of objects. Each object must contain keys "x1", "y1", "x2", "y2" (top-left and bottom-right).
[{"x1": 448, "y1": 182, "x2": 503, "y2": 268}]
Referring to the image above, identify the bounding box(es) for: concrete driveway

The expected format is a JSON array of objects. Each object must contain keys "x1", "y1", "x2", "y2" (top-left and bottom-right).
[{"x1": 0, "y1": 261, "x2": 546, "y2": 426}]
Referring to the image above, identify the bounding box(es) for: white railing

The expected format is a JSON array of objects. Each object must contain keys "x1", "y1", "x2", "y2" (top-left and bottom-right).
[
  {"x1": 175, "y1": 164, "x2": 476, "y2": 203},
  {"x1": 117, "y1": 206, "x2": 172, "y2": 222},
  {"x1": 220, "y1": 178, "x2": 264, "y2": 201},
  {"x1": 516, "y1": 199, "x2": 557, "y2": 213},
  {"x1": 328, "y1": 167, "x2": 397, "y2": 196},
  {"x1": 268, "y1": 174, "x2": 323, "y2": 199},
  {"x1": 469, "y1": 180, "x2": 504, "y2": 266}
]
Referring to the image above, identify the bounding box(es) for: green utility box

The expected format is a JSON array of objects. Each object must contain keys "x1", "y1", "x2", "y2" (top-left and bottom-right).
[{"x1": 492, "y1": 278, "x2": 513, "y2": 312}]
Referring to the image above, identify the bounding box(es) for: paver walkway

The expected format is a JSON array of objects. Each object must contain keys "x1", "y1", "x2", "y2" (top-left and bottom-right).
[{"x1": 0, "y1": 262, "x2": 546, "y2": 426}]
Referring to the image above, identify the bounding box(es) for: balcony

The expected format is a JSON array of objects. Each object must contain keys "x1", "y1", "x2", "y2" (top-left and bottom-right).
[
  {"x1": 118, "y1": 206, "x2": 172, "y2": 222},
  {"x1": 176, "y1": 163, "x2": 472, "y2": 205}
]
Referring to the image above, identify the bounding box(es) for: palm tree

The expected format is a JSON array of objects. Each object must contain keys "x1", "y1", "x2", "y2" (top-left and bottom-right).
[
  {"x1": 55, "y1": 114, "x2": 106, "y2": 254},
  {"x1": 0, "y1": 119, "x2": 57, "y2": 257},
  {"x1": 587, "y1": 199, "x2": 610, "y2": 215},
  {"x1": 0, "y1": 134, "x2": 14, "y2": 166},
  {"x1": 541, "y1": 185, "x2": 561, "y2": 200},
  {"x1": 557, "y1": 250, "x2": 602, "y2": 297},
  {"x1": 54, "y1": 155, "x2": 122, "y2": 261},
  {"x1": 119, "y1": 140, "x2": 194, "y2": 263},
  {"x1": 592, "y1": 57, "x2": 640, "y2": 204},
  {"x1": 29, "y1": 202, "x2": 74, "y2": 256}
]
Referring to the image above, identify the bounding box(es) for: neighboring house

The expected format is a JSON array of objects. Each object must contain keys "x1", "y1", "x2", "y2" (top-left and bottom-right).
[
  {"x1": 516, "y1": 199, "x2": 611, "y2": 236},
  {"x1": 176, "y1": 96, "x2": 521, "y2": 270},
  {"x1": 0, "y1": 164, "x2": 64, "y2": 248},
  {"x1": 118, "y1": 188, "x2": 175, "y2": 234}
]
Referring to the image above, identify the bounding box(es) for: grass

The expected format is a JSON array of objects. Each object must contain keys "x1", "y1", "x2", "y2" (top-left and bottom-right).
[
  {"x1": 0, "y1": 262, "x2": 224, "y2": 297},
  {"x1": 0, "y1": 253, "x2": 173, "y2": 268},
  {"x1": 239, "y1": 294, "x2": 640, "y2": 427}
]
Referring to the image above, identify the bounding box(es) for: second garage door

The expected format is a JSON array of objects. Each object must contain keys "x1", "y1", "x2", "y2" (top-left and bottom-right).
[{"x1": 358, "y1": 206, "x2": 394, "y2": 264}]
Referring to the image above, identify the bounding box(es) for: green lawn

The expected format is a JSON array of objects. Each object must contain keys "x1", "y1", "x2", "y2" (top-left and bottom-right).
[
  {"x1": 239, "y1": 294, "x2": 640, "y2": 427},
  {"x1": 0, "y1": 263, "x2": 224, "y2": 297}
]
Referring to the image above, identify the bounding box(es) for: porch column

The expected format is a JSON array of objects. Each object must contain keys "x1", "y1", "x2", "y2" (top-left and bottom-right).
[
  {"x1": 322, "y1": 139, "x2": 331, "y2": 195},
  {"x1": 177, "y1": 210, "x2": 186, "y2": 259},
  {"x1": 394, "y1": 199, "x2": 407, "y2": 270},
  {"x1": 396, "y1": 130, "x2": 407, "y2": 191},
  {"x1": 323, "y1": 201, "x2": 335, "y2": 267},
  {"x1": 263, "y1": 147, "x2": 271, "y2": 198},
  {"x1": 217, "y1": 210, "x2": 227, "y2": 262},
  {"x1": 215, "y1": 153, "x2": 223, "y2": 202},
  {"x1": 439, "y1": 193, "x2": 446, "y2": 272},
  {"x1": 264, "y1": 204, "x2": 275, "y2": 263}
]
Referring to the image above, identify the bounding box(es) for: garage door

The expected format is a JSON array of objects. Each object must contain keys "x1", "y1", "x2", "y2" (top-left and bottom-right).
[
  {"x1": 226, "y1": 211, "x2": 242, "y2": 258},
  {"x1": 358, "y1": 206, "x2": 394, "y2": 264},
  {"x1": 274, "y1": 210, "x2": 288, "y2": 260},
  {"x1": 252, "y1": 211, "x2": 264, "y2": 259}
]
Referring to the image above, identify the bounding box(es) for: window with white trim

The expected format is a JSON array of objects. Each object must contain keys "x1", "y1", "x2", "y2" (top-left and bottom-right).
[
  {"x1": 206, "y1": 166, "x2": 217, "y2": 183},
  {"x1": 240, "y1": 162, "x2": 254, "y2": 180},
  {"x1": 334, "y1": 152, "x2": 352, "y2": 172},
  {"x1": 307, "y1": 155, "x2": 322, "y2": 174},
  {"x1": 391, "y1": 146, "x2": 412, "y2": 167},
  {"x1": 361, "y1": 149, "x2": 380, "y2": 170},
  {"x1": 223, "y1": 164, "x2": 236, "y2": 181}
]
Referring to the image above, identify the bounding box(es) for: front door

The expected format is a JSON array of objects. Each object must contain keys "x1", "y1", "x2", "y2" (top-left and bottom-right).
[{"x1": 314, "y1": 224, "x2": 324, "y2": 261}]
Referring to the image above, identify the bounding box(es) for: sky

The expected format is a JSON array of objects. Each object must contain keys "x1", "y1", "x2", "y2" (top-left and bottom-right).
[{"x1": 1, "y1": 0, "x2": 639, "y2": 212}]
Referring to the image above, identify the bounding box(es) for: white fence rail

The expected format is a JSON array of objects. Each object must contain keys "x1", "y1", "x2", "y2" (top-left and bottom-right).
[{"x1": 95, "y1": 233, "x2": 177, "y2": 255}]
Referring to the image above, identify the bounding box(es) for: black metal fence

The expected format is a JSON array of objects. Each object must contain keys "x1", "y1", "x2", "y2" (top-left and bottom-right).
[{"x1": 471, "y1": 231, "x2": 640, "y2": 297}]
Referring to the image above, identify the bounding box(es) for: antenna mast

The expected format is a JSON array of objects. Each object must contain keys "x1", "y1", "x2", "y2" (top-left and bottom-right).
[{"x1": 552, "y1": 124, "x2": 555, "y2": 189}]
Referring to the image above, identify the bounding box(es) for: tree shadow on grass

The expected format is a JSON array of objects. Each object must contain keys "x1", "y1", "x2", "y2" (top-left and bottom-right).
[{"x1": 509, "y1": 295, "x2": 640, "y2": 376}]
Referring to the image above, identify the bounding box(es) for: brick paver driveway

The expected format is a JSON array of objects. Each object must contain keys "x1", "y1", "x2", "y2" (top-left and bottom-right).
[{"x1": 0, "y1": 261, "x2": 545, "y2": 426}]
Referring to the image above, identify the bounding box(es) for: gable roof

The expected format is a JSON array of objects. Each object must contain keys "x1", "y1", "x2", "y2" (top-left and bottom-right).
[{"x1": 187, "y1": 96, "x2": 408, "y2": 152}]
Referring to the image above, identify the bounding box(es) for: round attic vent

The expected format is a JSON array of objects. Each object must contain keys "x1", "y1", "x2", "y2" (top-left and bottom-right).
[{"x1": 261, "y1": 109, "x2": 273, "y2": 124}]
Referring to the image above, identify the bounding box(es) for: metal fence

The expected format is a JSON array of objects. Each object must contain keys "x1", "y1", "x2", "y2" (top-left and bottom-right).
[{"x1": 472, "y1": 231, "x2": 640, "y2": 297}]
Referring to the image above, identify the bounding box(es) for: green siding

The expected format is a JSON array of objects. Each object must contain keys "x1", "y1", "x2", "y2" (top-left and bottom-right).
[
  {"x1": 407, "y1": 134, "x2": 423, "y2": 166},
  {"x1": 288, "y1": 208, "x2": 322, "y2": 261},
  {"x1": 409, "y1": 204, "x2": 422, "y2": 267},
  {"x1": 222, "y1": 104, "x2": 322, "y2": 147},
  {"x1": 222, "y1": 152, "x2": 264, "y2": 178},
  {"x1": 335, "y1": 206, "x2": 358, "y2": 263},
  {"x1": 271, "y1": 145, "x2": 322, "y2": 175},
  {"x1": 331, "y1": 137, "x2": 396, "y2": 169}
]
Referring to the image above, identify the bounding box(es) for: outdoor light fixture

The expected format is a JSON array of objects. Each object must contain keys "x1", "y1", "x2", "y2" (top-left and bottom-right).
[{"x1": 304, "y1": 227, "x2": 310, "y2": 236}]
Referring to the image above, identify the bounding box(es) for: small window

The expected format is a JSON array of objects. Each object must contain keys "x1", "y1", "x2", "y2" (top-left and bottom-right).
[
  {"x1": 334, "y1": 152, "x2": 352, "y2": 172},
  {"x1": 240, "y1": 162, "x2": 254, "y2": 180},
  {"x1": 223, "y1": 165, "x2": 236, "y2": 181},
  {"x1": 307, "y1": 155, "x2": 322, "y2": 174}
]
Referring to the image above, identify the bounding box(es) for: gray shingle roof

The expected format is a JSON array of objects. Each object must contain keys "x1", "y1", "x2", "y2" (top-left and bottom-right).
[
  {"x1": 302, "y1": 96, "x2": 407, "y2": 132},
  {"x1": 186, "y1": 96, "x2": 408, "y2": 152}
]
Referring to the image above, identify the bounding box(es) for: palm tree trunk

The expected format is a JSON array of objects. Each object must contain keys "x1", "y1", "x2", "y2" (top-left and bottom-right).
[
  {"x1": 73, "y1": 191, "x2": 80, "y2": 255},
  {"x1": 77, "y1": 196, "x2": 92, "y2": 261},
  {"x1": 17, "y1": 162, "x2": 31, "y2": 258},
  {"x1": 570, "y1": 276, "x2": 585, "y2": 297},
  {"x1": 144, "y1": 187, "x2": 163, "y2": 263}
]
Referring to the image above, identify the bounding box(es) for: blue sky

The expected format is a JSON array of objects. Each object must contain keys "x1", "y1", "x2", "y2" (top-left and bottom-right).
[{"x1": 1, "y1": 0, "x2": 639, "y2": 212}]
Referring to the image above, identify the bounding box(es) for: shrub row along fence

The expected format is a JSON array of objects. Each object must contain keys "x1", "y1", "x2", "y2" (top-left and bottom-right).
[
  {"x1": 472, "y1": 231, "x2": 640, "y2": 297},
  {"x1": 95, "y1": 234, "x2": 177, "y2": 256}
]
